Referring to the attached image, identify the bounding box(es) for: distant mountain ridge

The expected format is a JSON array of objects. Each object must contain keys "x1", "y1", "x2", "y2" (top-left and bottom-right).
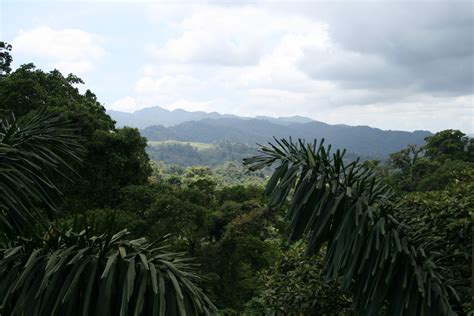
[
  {"x1": 108, "y1": 106, "x2": 432, "y2": 159},
  {"x1": 108, "y1": 106, "x2": 313, "y2": 128},
  {"x1": 140, "y1": 117, "x2": 431, "y2": 159}
]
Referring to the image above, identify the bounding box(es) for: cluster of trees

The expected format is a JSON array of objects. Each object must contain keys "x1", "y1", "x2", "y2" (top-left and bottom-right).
[
  {"x1": 151, "y1": 161, "x2": 269, "y2": 187},
  {"x1": 384, "y1": 130, "x2": 473, "y2": 313},
  {"x1": 1, "y1": 42, "x2": 472, "y2": 315}
]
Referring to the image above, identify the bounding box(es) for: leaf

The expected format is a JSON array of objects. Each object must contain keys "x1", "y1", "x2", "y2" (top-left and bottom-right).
[
  {"x1": 138, "y1": 253, "x2": 150, "y2": 270},
  {"x1": 149, "y1": 263, "x2": 158, "y2": 294},
  {"x1": 127, "y1": 257, "x2": 136, "y2": 301},
  {"x1": 101, "y1": 252, "x2": 118, "y2": 279}
]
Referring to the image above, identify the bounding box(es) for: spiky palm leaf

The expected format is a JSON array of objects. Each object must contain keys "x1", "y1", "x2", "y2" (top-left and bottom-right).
[
  {"x1": 0, "y1": 229, "x2": 216, "y2": 315},
  {"x1": 244, "y1": 138, "x2": 457, "y2": 315},
  {"x1": 0, "y1": 111, "x2": 83, "y2": 236}
]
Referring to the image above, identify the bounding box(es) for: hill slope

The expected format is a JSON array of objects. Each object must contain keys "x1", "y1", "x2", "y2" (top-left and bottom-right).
[{"x1": 142, "y1": 118, "x2": 431, "y2": 159}]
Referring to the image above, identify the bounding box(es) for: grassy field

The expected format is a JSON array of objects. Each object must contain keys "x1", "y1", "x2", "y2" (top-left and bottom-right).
[{"x1": 148, "y1": 140, "x2": 215, "y2": 151}]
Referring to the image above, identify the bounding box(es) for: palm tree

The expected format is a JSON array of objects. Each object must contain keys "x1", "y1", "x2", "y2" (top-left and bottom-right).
[
  {"x1": 0, "y1": 110, "x2": 83, "y2": 236},
  {"x1": 244, "y1": 138, "x2": 458, "y2": 316},
  {"x1": 0, "y1": 111, "x2": 216, "y2": 315}
]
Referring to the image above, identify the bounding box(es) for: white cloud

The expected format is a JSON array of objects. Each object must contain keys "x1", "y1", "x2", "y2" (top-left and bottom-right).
[
  {"x1": 124, "y1": 3, "x2": 333, "y2": 117},
  {"x1": 148, "y1": 5, "x2": 329, "y2": 66},
  {"x1": 134, "y1": 75, "x2": 207, "y2": 95},
  {"x1": 12, "y1": 26, "x2": 105, "y2": 74},
  {"x1": 108, "y1": 2, "x2": 473, "y2": 133},
  {"x1": 318, "y1": 94, "x2": 474, "y2": 133}
]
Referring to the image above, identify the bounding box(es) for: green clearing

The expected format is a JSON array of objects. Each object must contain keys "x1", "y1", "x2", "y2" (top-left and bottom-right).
[{"x1": 148, "y1": 140, "x2": 215, "y2": 151}]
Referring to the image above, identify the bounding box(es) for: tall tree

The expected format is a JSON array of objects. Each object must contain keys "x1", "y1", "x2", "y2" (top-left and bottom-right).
[
  {"x1": 424, "y1": 129, "x2": 473, "y2": 162},
  {"x1": 0, "y1": 55, "x2": 151, "y2": 211}
]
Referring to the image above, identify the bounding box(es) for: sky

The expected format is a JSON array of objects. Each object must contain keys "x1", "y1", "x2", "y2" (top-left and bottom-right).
[{"x1": 1, "y1": 0, "x2": 473, "y2": 133}]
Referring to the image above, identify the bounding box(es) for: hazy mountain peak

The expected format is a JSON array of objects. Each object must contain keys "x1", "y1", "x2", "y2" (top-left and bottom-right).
[{"x1": 108, "y1": 106, "x2": 314, "y2": 129}]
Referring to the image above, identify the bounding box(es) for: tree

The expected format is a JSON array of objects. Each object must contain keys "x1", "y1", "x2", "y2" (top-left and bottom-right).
[
  {"x1": 201, "y1": 206, "x2": 279, "y2": 311},
  {"x1": 399, "y1": 176, "x2": 473, "y2": 313},
  {"x1": 70, "y1": 127, "x2": 152, "y2": 210},
  {"x1": 386, "y1": 130, "x2": 474, "y2": 193},
  {"x1": 0, "y1": 110, "x2": 216, "y2": 315},
  {"x1": 246, "y1": 243, "x2": 352, "y2": 315},
  {"x1": 244, "y1": 138, "x2": 460, "y2": 315},
  {"x1": 0, "y1": 61, "x2": 151, "y2": 212},
  {"x1": 386, "y1": 145, "x2": 425, "y2": 192},
  {"x1": 424, "y1": 129, "x2": 473, "y2": 162}
]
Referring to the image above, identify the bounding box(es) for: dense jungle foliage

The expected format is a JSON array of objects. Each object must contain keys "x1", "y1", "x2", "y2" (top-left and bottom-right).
[{"x1": 0, "y1": 42, "x2": 472, "y2": 315}]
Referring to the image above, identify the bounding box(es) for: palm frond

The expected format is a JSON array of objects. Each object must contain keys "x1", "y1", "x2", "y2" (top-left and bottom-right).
[
  {"x1": 0, "y1": 229, "x2": 217, "y2": 315},
  {"x1": 0, "y1": 110, "x2": 83, "y2": 235},
  {"x1": 244, "y1": 138, "x2": 456, "y2": 315}
]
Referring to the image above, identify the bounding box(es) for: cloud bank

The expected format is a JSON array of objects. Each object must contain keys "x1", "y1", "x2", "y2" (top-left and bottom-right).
[{"x1": 6, "y1": 1, "x2": 472, "y2": 133}]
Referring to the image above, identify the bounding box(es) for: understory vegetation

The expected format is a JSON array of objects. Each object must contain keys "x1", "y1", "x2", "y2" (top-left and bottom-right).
[{"x1": 1, "y1": 42, "x2": 472, "y2": 315}]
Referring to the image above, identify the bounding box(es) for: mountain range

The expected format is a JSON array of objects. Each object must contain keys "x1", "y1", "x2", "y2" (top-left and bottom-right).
[
  {"x1": 107, "y1": 106, "x2": 432, "y2": 159},
  {"x1": 108, "y1": 106, "x2": 313, "y2": 129}
]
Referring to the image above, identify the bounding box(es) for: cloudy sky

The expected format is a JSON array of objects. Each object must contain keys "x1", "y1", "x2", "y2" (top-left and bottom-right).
[{"x1": 1, "y1": 0, "x2": 473, "y2": 133}]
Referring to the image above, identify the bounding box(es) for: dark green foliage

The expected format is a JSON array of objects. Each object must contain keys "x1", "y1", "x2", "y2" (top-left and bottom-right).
[
  {"x1": 244, "y1": 138, "x2": 459, "y2": 315},
  {"x1": 0, "y1": 111, "x2": 216, "y2": 315},
  {"x1": 146, "y1": 193, "x2": 211, "y2": 253},
  {"x1": 399, "y1": 175, "x2": 473, "y2": 313},
  {"x1": 247, "y1": 243, "x2": 352, "y2": 315},
  {"x1": 0, "y1": 111, "x2": 83, "y2": 236},
  {"x1": 0, "y1": 63, "x2": 151, "y2": 212},
  {"x1": 424, "y1": 129, "x2": 473, "y2": 162},
  {"x1": 386, "y1": 130, "x2": 474, "y2": 193},
  {"x1": 0, "y1": 51, "x2": 216, "y2": 315},
  {"x1": 0, "y1": 64, "x2": 113, "y2": 133},
  {"x1": 119, "y1": 184, "x2": 167, "y2": 215},
  {"x1": 109, "y1": 180, "x2": 278, "y2": 312},
  {"x1": 216, "y1": 184, "x2": 264, "y2": 204},
  {"x1": 69, "y1": 127, "x2": 152, "y2": 210},
  {"x1": 202, "y1": 207, "x2": 279, "y2": 310},
  {"x1": 0, "y1": 229, "x2": 216, "y2": 315},
  {"x1": 61, "y1": 209, "x2": 148, "y2": 238},
  {"x1": 415, "y1": 159, "x2": 473, "y2": 191},
  {"x1": 114, "y1": 182, "x2": 211, "y2": 249}
]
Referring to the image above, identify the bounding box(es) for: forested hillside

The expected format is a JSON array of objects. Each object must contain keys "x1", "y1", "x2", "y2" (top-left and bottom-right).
[
  {"x1": 108, "y1": 105, "x2": 432, "y2": 160},
  {"x1": 141, "y1": 118, "x2": 431, "y2": 159},
  {"x1": 146, "y1": 141, "x2": 258, "y2": 167},
  {"x1": 1, "y1": 42, "x2": 472, "y2": 315}
]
